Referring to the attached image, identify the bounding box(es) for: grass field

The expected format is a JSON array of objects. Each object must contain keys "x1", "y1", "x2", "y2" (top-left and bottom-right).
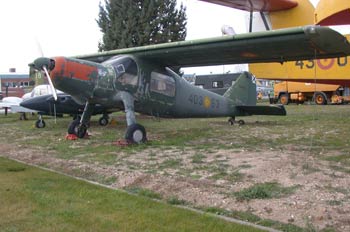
[
  {"x1": 0, "y1": 157, "x2": 264, "y2": 232},
  {"x1": 1, "y1": 104, "x2": 350, "y2": 157},
  {"x1": 1, "y1": 104, "x2": 350, "y2": 231}
]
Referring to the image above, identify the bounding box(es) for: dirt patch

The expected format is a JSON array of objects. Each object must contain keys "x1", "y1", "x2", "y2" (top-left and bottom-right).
[{"x1": 1, "y1": 142, "x2": 349, "y2": 231}]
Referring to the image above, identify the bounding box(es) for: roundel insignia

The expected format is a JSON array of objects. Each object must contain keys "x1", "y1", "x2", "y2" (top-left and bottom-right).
[
  {"x1": 204, "y1": 96, "x2": 211, "y2": 108},
  {"x1": 317, "y1": 59, "x2": 335, "y2": 70}
]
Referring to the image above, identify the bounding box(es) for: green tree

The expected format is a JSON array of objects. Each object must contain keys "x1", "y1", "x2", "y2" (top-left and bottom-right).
[{"x1": 97, "y1": 0, "x2": 187, "y2": 51}]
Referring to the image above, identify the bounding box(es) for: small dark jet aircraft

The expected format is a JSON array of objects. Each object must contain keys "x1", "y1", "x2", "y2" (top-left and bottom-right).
[
  {"x1": 30, "y1": 26, "x2": 350, "y2": 143},
  {"x1": 20, "y1": 93, "x2": 112, "y2": 128}
]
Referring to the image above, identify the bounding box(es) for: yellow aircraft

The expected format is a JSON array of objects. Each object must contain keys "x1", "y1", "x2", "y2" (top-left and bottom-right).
[{"x1": 200, "y1": 0, "x2": 350, "y2": 85}]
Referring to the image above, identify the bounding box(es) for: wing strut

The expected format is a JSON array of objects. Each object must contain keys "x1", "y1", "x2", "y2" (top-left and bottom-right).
[{"x1": 248, "y1": 10, "x2": 271, "y2": 32}]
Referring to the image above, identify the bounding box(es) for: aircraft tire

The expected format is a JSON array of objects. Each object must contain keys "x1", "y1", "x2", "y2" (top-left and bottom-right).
[
  {"x1": 99, "y1": 117, "x2": 109, "y2": 126},
  {"x1": 68, "y1": 119, "x2": 80, "y2": 135},
  {"x1": 125, "y1": 123, "x2": 147, "y2": 144},
  {"x1": 35, "y1": 119, "x2": 46, "y2": 128},
  {"x1": 76, "y1": 125, "x2": 87, "y2": 138}
]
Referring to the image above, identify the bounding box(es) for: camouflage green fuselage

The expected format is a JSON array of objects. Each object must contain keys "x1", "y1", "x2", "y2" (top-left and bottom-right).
[{"x1": 50, "y1": 55, "x2": 246, "y2": 119}]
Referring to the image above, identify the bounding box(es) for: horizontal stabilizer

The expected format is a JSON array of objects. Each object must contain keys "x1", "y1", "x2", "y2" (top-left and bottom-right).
[{"x1": 237, "y1": 105, "x2": 286, "y2": 116}]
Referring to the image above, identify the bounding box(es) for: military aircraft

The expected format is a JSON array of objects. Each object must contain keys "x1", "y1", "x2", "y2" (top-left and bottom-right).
[
  {"x1": 30, "y1": 26, "x2": 350, "y2": 143},
  {"x1": 20, "y1": 93, "x2": 112, "y2": 128}
]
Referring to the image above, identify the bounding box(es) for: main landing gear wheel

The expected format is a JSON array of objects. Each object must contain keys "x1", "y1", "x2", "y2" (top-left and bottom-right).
[
  {"x1": 68, "y1": 119, "x2": 88, "y2": 138},
  {"x1": 125, "y1": 123, "x2": 147, "y2": 144},
  {"x1": 99, "y1": 117, "x2": 109, "y2": 126},
  {"x1": 35, "y1": 119, "x2": 46, "y2": 128}
]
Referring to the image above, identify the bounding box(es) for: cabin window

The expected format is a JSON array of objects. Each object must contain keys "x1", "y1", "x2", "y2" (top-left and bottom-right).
[
  {"x1": 150, "y1": 72, "x2": 175, "y2": 97},
  {"x1": 212, "y1": 81, "x2": 223, "y2": 88}
]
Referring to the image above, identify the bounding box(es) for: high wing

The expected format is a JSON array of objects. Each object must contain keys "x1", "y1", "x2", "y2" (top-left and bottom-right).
[{"x1": 76, "y1": 26, "x2": 350, "y2": 68}]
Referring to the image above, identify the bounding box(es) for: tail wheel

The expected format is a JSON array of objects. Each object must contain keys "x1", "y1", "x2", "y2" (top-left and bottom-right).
[
  {"x1": 238, "y1": 120, "x2": 245, "y2": 126},
  {"x1": 125, "y1": 123, "x2": 147, "y2": 144},
  {"x1": 99, "y1": 117, "x2": 109, "y2": 126},
  {"x1": 279, "y1": 94, "x2": 289, "y2": 105},
  {"x1": 314, "y1": 93, "x2": 327, "y2": 105}
]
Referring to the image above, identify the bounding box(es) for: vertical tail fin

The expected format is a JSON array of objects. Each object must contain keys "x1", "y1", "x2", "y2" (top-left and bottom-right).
[{"x1": 223, "y1": 72, "x2": 257, "y2": 106}]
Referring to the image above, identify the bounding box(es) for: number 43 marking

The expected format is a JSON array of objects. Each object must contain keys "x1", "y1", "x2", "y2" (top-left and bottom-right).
[{"x1": 295, "y1": 57, "x2": 347, "y2": 70}]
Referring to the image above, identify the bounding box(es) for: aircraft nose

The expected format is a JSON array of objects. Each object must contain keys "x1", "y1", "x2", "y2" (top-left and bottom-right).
[
  {"x1": 20, "y1": 97, "x2": 37, "y2": 109},
  {"x1": 20, "y1": 96, "x2": 48, "y2": 111}
]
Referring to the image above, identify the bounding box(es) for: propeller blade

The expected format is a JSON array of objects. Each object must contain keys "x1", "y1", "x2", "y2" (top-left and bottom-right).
[
  {"x1": 35, "y1": 38, "x2": 45, "y2": 57},
  {"x1": 43, "y1": 66, "x2": 58, "y2": 101}
]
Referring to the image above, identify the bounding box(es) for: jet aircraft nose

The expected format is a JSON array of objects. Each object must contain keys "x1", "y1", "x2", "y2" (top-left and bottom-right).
[{"x1": 20, "y1": 95, "x2": 53, "y2": 112}]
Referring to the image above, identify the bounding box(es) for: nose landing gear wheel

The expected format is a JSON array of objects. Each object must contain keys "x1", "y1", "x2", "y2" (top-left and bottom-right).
[
  {"x1": 125, "y1": 123, "x2": 147, "y2": 144},
  {"x1": 35, "y1": 119, "x2": 46, "y2": 128}
]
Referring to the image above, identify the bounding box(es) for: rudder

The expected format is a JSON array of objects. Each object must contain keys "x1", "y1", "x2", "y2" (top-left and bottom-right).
[{"x1": 223, "y1": 72, "x2": 257, "y2": 106}]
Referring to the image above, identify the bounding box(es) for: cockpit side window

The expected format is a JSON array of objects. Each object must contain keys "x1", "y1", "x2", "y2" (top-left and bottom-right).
[
  {"x1": 116, "y1": 59, "x2": 137, "y2": 86},
  {"x1": 150, "y1": 72, "x2": 176, "y2": 97},
  {"x1": 105, "y1": 57, "x2": 138, "y2": 86}
]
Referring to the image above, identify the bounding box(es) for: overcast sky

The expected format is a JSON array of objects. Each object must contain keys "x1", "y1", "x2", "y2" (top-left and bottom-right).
[{"x1": 0, "y1": 0, "x2": 336, "y2": 74}]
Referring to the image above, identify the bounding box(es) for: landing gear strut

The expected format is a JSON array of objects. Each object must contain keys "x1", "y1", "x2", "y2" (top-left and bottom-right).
[
  {"x1": 228, "y1": 117, "x2": 245, "y2": 126},
  {"x1": 119, "y1": 91, "x2": 147, "y2": 144},
  {"x1": 68, "y1": 102, "x2": 94, "y2": 138}
]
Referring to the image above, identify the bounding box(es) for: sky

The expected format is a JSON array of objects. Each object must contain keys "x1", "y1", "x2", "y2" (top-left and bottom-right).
[{"x1": 0, "y1": 0, "x2": 343, "y2": 74}]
